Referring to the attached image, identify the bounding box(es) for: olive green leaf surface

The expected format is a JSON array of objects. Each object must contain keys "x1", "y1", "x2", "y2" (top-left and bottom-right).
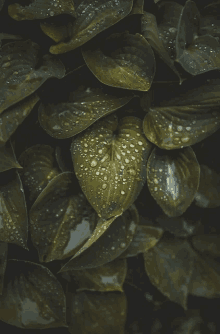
[
  {"x1": 82, "y1": 31, "x2": 156, "y2": 91},
  {"x1": 0, "y1": 140, "x2": 21, "y2": 172},
  {"x1": 0, "y1": 260, "x2": 67, "y2": 329},
  {"x1": 130, "y1": 0, "x2": 144, "y2": 15},
  {"x1": 71, "y1": 113, "x2": 153, "y2": 219},
  {"x1": 192, "y1": 234, "x2": 220, "y2": 258},
  {"x1": 0, "y1": 33, "x2": 21, "y2": 48},
  {"x1": 0, "y1": 242, "x2": 7, "y2": 295}
]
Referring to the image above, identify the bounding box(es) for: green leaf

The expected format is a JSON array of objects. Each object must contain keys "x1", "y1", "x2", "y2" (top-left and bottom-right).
[
  {"x1": 0, "y1": 40, "x2": 65, "y2": 114},
  {"x1": 0, "y1": 260, "x2": 67, "y2": 329},
  {"x1": 0, "y1": 33, "x2": 21, "y2": 47},
  {"x1": 0, "y1": 170, "x2": 28, "y2": 249},
  {"x1": 192, "y1": 234, "x2": 220, "y2": 258},
  {"x1": 0, "y1": 140, "x2": 21, "y2": 172},
  {"x1": 40, "y1": 21, "x2": 73, "y2": 43},
  {"x1": 82, "y1": 31, "x2": 155, "y2": 91},
  {"x1": 147, "y1": 147, "x2": 200, "y2": 217},
  {"x1": 130, "y1": 0, "x2": 144, "y2": 14},
  {"x1": 0, "y1": 242, "x2": 7, "y2": 295},
  {"x1": 49, "y1": 0, "x2": 133, "y2": 54},
  {"x1": 71, "y1": 114, "x2": 152, "y2": 219}
]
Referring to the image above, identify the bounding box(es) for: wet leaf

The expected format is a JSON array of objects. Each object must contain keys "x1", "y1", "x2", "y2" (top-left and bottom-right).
[
  {"x1": 0, "y1": 260, "x2": 67, "y2": 329},
  {"x1": 130, "y1": 0, "x2": 144, "y2": 14},
  {"x1": 18, "y1": 144, "x2": 60, "y2": 206},
  {"x1": 55, "y1": 145, "x2": 73, "y2": 172},
  {"x1": 147, "y1": 147, "x2": 200, "y2": 217},
  {"x1": 141, "y1": 11, "x2": 183, "y2": 84},
  {"x1": 0, "y1": 242, "x2": 7, "y2": 295},
  {"x1": 194, "y1": 165, "x2": 220, "y2": 208},
  {"x1": 82, "y1": 31, "x2": 156, "y2": 91},
  {"x1": 0, "y1": 94, "x2": 39, "y2": 147},
  {"x1": 0, "y1": 140, "x2": 21, "y2": 172},
  {"x1": 69, "y1": 258, "x2": 127, "y2": 292},
  {"x1": 192, "y1": 234, "x2": 220, "y2": 258},
  {"x1": 8, "y1": 0, "x2": 76, "y2": 20},
  {"x1": 71, "y1": 114, "x2": 152, "y2": 219},
  {"x1": 0, "y1": 170, "x2": 28, "y2": 249},
  {"x1": 59, "y1": 204, "x2": 139, "y2": 271},
  {"x1": 49, "y1": 0, "x2": 133, "y2": 54},
  {"x1": 29, "y1": 172, "x2": 97, "y2": 262},
  {"x1": 67, "y1": 290, "x2": 127, "y2": 334},
  {"x1": 0, "y1": 40, "x2": 65, "y2": 114}
]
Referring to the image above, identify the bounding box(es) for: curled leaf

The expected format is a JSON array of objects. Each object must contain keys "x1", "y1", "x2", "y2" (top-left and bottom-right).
[
  {"x1": 71, "y1": 114, "x2": 152, "y2": 219},
  {"x1": 147, "y1": 147, "x2": 200, "y2": 217},
  {"x1": 0, "y1": 140, "x2": 21, "y2": 172},
  {"x1": 0, "y1": 242, "x2": 7, "y2": 295},
  {"x1": 82, "y1": 31, "x2": 156, "y2": 91}
]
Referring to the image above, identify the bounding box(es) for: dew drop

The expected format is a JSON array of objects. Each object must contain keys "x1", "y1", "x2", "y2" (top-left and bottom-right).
[
  {"x1": 125, "y1": 158, "x2": 129, "y2": 164},
  {"x1": 138, "y1": 141, "x2": 143, "y2": 146},
  {"x1": 90, "y1": 159, "x2": 97, "y2": 167},
  {"x1": 121, "y1": 190, "x2": 125, "y2": 195},
  {"x1": 186, "y1": 127, "x2": 191, "y2": 131},
  {"x1": 181, "y1": 137, "x2": 189, "y2": 142},
  {"x1": 177, "y1": 125, "x2": 183, "y2": 131},
  {"x1": 102, "y1": 184, "x2": 107, "y2": 190},
  {"x1": 120, "y1": 242, "x2": 126, "y2": 248}
]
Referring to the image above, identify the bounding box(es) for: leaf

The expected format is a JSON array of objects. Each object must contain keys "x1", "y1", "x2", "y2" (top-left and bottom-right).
[
  {"x1": 0, "y1": 140, "x2": 21, "y2": 172},
  {"x1": 0, "y1": 94, "x2": 39, "y2": 147},
  {"x1": 171, "y1": 310, "x2": 203, "y2": 334},
  {"x1": 29, "y1": 172, "x2": 97, "y2": 262},
  {"x1": 192, "y1": 234, "x2": 220, "y2": 258},
  {"x1": 0, "y1": 170, "x2": 28, "y2": 249},
  {"x1": 40, "y1": 21, "x2": 73, "y2": 43},
  {"x1": 49, "y1": 0, "x2": 133, "y2": 54},
  {"x1": 67, "y1": 290, "x2": 127, "y2": 334},
  {"x1": 18, "y1": 144, "x2": 60, "y2": 206},
  {"x1": 0, "y1": 242, "x2": 7, "y2": 295},
  {"x1": 68, "y1": 258, "x2": 127, "y2": 292},
  {"x1": 82, "y1": 31, "x2": 156, "y2": 91},
  {"x1": 0, "y1": 0, "x2": 4, "y2": 11},
  {"x1": 0, "y1": 260, "x2": 67, "y2": 329},
  {"x1": 0, "y1": 40, "x2": 65, "y2": 114},
  {"x1": 141, "y1": 11, "x2": 183, "y2": 84},
  {"x1": 71, "y1": 114, "x2": 152, "y2": 219},
  {"x1": 8, "y1": 0, "x2": 76, "y2": 20},
  {"x1": 59, "y1": 204, "x2": 139, "y2": 271},
  {"x1": 0, "y1": 33, "x2": 21, "y2": 47},
  {"x1": 147, "y1": 147, "x2": 200, "y2": 217},
  {"x1": 130, "y1": 0, "x2": 144, "y2": 14}
]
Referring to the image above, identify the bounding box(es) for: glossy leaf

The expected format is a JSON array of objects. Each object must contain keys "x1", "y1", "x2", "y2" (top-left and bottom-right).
[
  {"x1": 0, "y1": 40, "x2": 65, "y2": 114},
  {"x1": 18, "y1": 144, "x2": 60, "y2": 206},
  {"x1": 8, "y1": 0, "x2": 76, "y2": 20},
  {"x1": 0, "y1": 94, "x2": 39, "y2": 147},
  {"x1": 0, "y1": 170, "x2": 28, "y2": 249},
  {"x1": 0, "y1": 260, "x2": 67, "y2": 329},
  {"x1": 67, "y1": 290, "x2": 127, "y2": 334},
  {"x1": 0, "y1": 140, "x2": 21, "y2": 172},
  {"x1": 49, "y1": 0, "x2": 133, "y2": 54},
  {"x1": 59, "y1": 204, "x2": 139, "y2": 271},
  {"x1": 82, "y1": 31, "x2": 156, "y2": 91},
  {"x1": 29, "y1": 172, "x2": 97, "y2": 262},
  {"x1": 0, "y1": 242, "x2": 7, "y2": 295},
  {"x1": 71, "y1": 114, "x2": 152, "y2": 219},
  {"x1": 147, "y1": 147, "x2": 200, "y2": 217},
  {"x1": 192, "y1": 234, "x2": 220, "y2": 258}
]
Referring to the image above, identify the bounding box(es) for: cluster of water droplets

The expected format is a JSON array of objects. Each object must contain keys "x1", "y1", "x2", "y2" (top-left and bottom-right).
[{"x1": 158, "y1": 26, "x2": 177, "y2": 60}]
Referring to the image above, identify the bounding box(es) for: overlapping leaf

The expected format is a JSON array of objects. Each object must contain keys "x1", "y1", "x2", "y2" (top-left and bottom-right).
[
  {"x1": 0, "y1": 40, "x2": 65, "y2": 114},
  {"x1": 0, "y1": 170, "x2": 28, "y2": 249},
  {"x1": 130, "y1": 0, "x2": 144, "y2": 14},
  {"x1": 40, "y1": 21, "x2": 73, "y2": 43},
  {"x1": 147, "y1": 147, "x2": 200, "y2": 217},
  {"x1": 59, "y1": 204, "x2": 139, "y2": 271},
  {"x1": 0, "y1": 33, "x2": 21, "y2": 47},
  {"x1": 0, "y1": 260, "x2": 66, "y2": 329},
  {"x1": 49, "y1": 0, "x2": 133, "y2": 54},
  {"x1": 192, "y1": 234, "x2": 220, "y2": 258},
  {"x1": 0, "y1": 242, "x2": 7, "y2": 295},
  {"x1": 71, "y1": 114, "x2": 152, "y2": 219},
  {"x1": 0, "y1": 140, "x2": 21, "y2": 172},
  {"x1": 82, "y1": 31, "x2": 156, "y2": 91},
  {"x1": 8, "y1": 0, "x2": 76, "y2": 20}
]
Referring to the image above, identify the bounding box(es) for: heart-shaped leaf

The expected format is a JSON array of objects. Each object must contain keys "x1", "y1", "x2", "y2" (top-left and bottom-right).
[
  {"x1": 82, "y1": 31, "x2": 156, "y2": 91},
  {"x1": 147, "y1": 147, "x2": 200, "y2": 217},
  {"x1": 0, "y1": 40, "x2": 65, "y2": 114},
  {"x1": 0, "y1": 140, "x2": 21, "y2": 172},
  {"x1": 0, "y1": 242, "x2": 7, "y2": 295},
  {"x1": 66, "y1": 290, "x2": 127, "y2": 334},
  {"x1": 0, "y1": 260, "x2": 67, "y2": 329},
  {"x1": 59, "y1": 204, "x2": 139, "y2": 271},
  {"x1": 8, "y1": 0, "x2": 76, "y2": 20},
  {"x1": 71, "y1": 114, "x2": 152, "y2": 219},
  {"x1": 192, "y1": 234, "x2": 220, "y2": 258},
  {"x1": 49, "y1": 0, "x2": 133, "y2": 54},
  {"x1": 0, "y1": 170, "x2": 28, "y2": 249}
]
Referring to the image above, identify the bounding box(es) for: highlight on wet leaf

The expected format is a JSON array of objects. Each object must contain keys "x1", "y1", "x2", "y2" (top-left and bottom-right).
[
  {"x1": 18, "y1": 144, "x2": 60, "y2": 206},
  {"x1": 29, "y1": 172, "x2": 97, "y2": 262},
  {"x1": 8, "y1": 0, "x2": 76, "y2": 20},
  {"x1": 192, "y1": 234, "x2": 220, "y2": 258},
  {"x1": 147, "y1": 147, "x2": 200, "y2": 217},
  {"x1": 59, "y1": 204, "x2": 139, "y2": 272},
  {"x1": 71, "y1": 113, "x2": 152, "y2": 219},
  {"x1": 0, "y1": 170, "x2": 28, "y2": 249},
  {"x1": 0, "y1": 260, "x2": 67, "y2": 329},
  {"x1": 82, "y1": 31, "x2": 156, "y2": 91},
  {"x1": 0, "y1": 140, "x2": 21, "y2": 172},
  {"x1": 0, "y1": 40, "x2": 65, "y2": 114},
  {"x1": 0, "y1": 242, "x2": 7, "y2": 295},
  {"x1": 49, "y1": 0, "x2": 133, "y2": 54},
  {"x1": 66, "y1": 290, "x2": 127, "y2": 334}
]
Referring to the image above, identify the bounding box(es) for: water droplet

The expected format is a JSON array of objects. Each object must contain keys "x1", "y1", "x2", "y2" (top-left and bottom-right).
[
  {"x1": 120, "y1": 242, "x2": 126, "y2": 248},
  {"x1": 111, "y1": 246, "x2": 115, "y2": 250},
  {"x1": 177, "y1": 126, "x2": 183, "y2": 131},
  {"x1": 125, "y1": 158, "x2": 129, "y2": 164},
  {"x1": 121, "y1": 190, "x2": 125, "y2": 195},
  {"x1": 138, "y1": 141, "x2": 143, "y2": 146},
  {"x1": 181, "y1": 137, "x2": 189, "y2": 142},
  {"x1": 186, "y1": 127, "x2": 191, "y2": 131},
  {"x1": 90, "y1": 159, "x2": 97, "y2": 167},
  {"x1": 98, "y1": 149, "x2": 102, "y2": 154},
  {"x1": 102, "y1": 184, "x2": 107, "y2": 190}
]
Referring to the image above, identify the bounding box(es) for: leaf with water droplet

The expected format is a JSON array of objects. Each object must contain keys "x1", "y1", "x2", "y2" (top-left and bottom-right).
[
  {"x1": 82, "y1": 31, "x2": 155, "y2": 91},
  {"x1": 8, "y1": 0, "x2": 76, "y2": 20},
  {"x1": 192, "y1": 234, "x2": 220, "y2": 258},
  {"x1": 0, "y1": 140, "x2": 21, "y2": 172},
  {"x1": 59, "y1": 204, "x2": 139, "y2": 271},
  {"x1": 0, "y1": 260, "x2": 67, "y2": 329},
  {"x1": 71, "y1": 113, "x2": 152, "y2": 219},
  {"x1": 147, "y1": 147, "x2": 200, "y2": 217},
  {"x1": 55, "y1": 144, "x2": 73, "y2": 173},
  {"x1": 0, "y1": 169, "x2": 28, "y2": 249},
  {"x1": 0, "y1": 40, "x2": 65, "y2": 114},
  {"x1": 29, "y1": 172, "x2": 97, "y2": 262},
  {"x1": 0, "y1": 242, "x2": 7, "y2": 295},
  {"x1": 49, "y1": 0, "x2": 133, "y2": 54}
]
